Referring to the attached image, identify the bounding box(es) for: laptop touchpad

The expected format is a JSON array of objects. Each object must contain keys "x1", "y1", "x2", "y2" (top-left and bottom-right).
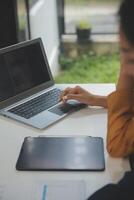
[{"x1": 49, "y1": 103, "x2": 86, "y2": 116}]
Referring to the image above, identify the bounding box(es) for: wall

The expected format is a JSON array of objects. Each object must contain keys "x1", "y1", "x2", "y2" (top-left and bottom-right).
[{"x1": 30, "y1": 0, "x2": 60, "y2": 76}]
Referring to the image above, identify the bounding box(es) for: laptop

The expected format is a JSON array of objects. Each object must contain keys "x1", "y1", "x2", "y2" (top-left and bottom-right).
[
  {"x1": 16, "y1": 136, "x2": 105, "y2": 171},
  {"x1": 0, "y1": 38, "x2": 86, "y2": 129}
]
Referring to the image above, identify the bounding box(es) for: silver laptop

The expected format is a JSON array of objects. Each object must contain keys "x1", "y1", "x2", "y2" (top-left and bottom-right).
[{"x1": 0, "y1": 38, "x2": 86, "y2": 129}]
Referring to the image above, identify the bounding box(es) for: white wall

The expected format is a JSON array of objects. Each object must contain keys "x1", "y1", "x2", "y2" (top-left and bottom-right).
[{"x1": 30, "y1": 0, "x2": 60, "y2": 76}]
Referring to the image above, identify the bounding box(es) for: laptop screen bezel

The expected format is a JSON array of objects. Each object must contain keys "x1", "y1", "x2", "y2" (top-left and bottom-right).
[{"x1": 0, "y1": 38, "x2": 55, "y2": 109}]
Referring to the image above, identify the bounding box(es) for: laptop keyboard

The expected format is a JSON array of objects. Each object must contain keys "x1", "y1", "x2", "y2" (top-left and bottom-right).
[{"x1": 9, "y1": 88, "x2": 62, "y2": 119}]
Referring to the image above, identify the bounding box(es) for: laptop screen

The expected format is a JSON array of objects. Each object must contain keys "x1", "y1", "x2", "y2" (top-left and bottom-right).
[{"x1": 0, "y1": 40, "x2": 52, "y2": 102}]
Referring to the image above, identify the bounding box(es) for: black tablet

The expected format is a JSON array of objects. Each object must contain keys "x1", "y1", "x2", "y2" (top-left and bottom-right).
[{"x1": 16, "y1": 136, "x2": 105, "y2": 171}]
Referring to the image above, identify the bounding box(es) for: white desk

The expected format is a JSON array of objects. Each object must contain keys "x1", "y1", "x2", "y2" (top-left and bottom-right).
[{"x1": 0, "y1": 84, "x2": 130, "y2": 198}]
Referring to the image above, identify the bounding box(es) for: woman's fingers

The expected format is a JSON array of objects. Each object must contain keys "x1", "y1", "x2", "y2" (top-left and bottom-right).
[
  {"x1": 64, "y1": 94, "x2": 81, "y2": 102},
  {"x1": 60, "y1": 86, "x2": 79, "y2": 101},
  {"x1": 59, "y1": 86, "x2": 87, "y2": 104},
  {"x1": 60, "y1": 87, "x2": 71, "y2": 100}
]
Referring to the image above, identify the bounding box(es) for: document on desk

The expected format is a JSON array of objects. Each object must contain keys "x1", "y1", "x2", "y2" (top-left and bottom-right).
[{"x1": 0, "y1": 180, "x2": 86, "y2": 200}]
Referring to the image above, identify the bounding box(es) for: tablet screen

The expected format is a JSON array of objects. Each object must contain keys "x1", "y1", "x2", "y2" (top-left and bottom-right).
[{"x1": 16, "y1": 136, "x2": 105, "y2": 171}]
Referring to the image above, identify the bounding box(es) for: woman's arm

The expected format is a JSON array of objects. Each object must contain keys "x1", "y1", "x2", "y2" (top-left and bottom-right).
[
  {"x1": 107, "y1": 38, "x2": 134, "y2": 157},
  {"x1": 107, "y1": 90, "x2": 134, "y2": 157},
  {"x1": 60, "y1": 86, "x2": 108, "y2": 108}
]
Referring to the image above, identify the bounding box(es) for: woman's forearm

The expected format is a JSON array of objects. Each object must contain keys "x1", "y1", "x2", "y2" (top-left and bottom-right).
[{"x1": 90, "y1": 95, "x2": 108, "y2": 108}]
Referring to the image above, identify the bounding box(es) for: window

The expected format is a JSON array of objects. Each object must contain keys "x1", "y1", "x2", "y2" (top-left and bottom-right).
[
  {"x1": 29, "y1": 0, "x2": 39, "y2": 8},
  {"x1": 17, "y1": 0, "x2": 30, "y2": 41},
  {"x1": 64, "y1": 0, "x2": 121, "y2": 35}
]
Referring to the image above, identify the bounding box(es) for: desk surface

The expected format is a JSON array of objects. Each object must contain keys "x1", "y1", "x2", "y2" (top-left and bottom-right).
[{"x1": 0, "y1": 84, "x2": 130, "y2": 198}]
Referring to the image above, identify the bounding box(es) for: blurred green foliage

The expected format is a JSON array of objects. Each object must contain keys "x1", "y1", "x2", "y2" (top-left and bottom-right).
[{"x1": 55, "y1": 53, "x2": 120, "y2": 83}]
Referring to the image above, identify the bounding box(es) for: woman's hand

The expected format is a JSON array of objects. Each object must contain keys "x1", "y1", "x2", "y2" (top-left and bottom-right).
[
  {"x1": 60, "y1": 86, "x2": 107, "y2": 108},
  {"x1": 60, "y1": 86, "x2": 93, "y2": 105}
]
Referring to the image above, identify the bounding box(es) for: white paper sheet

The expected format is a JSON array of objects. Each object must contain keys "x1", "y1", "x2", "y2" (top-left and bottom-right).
[{"x1": 0, "y1": 180, "x2": 86, "y2": 200}]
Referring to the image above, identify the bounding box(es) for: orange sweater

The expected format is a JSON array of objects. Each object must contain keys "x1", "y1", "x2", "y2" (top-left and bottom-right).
[{"x1": 107, "y1": 90, "x2": 134, "y2": 157}]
